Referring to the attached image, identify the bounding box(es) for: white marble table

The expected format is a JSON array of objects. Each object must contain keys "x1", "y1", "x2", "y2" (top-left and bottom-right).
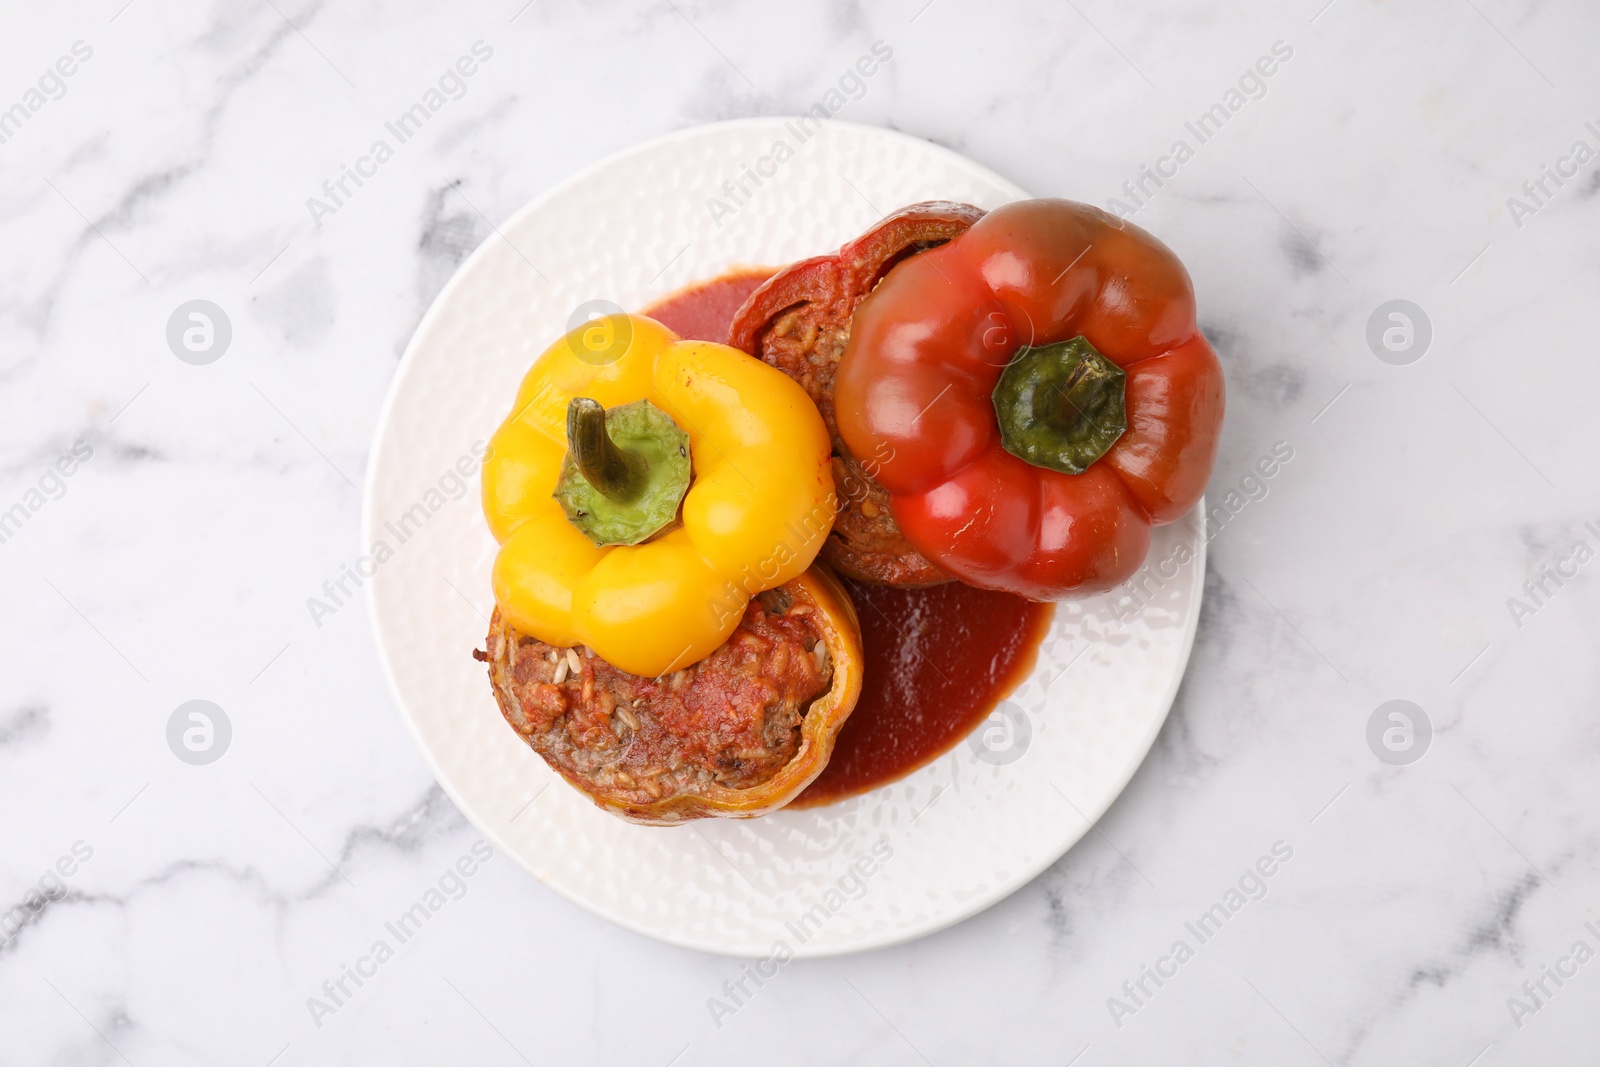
[{"x1": 3, "y1": 1, "x2": 1598, "y2": 1063}]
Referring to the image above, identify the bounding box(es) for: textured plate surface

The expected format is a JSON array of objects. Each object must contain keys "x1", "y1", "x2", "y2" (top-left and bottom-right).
[{"x1": 363, "y1": 119, "x2": 1205, "y2": 957}]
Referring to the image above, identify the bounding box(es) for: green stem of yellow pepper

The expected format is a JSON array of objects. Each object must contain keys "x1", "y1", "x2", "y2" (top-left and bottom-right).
[
  {"x1": 567, "y1": 397, "x2": 644, "y2": 501},
  {"x1": 555, "y1": 397, "x2": 692, "y2": 546}
]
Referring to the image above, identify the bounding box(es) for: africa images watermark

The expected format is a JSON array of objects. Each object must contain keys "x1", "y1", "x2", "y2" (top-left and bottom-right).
[
  {"x1": 0, "y1": 40, "x2": 94, "y2": 147},
  {"x1": 1106, "y1": 40, "x2": 1293, "y2": 219},
  {"x1": 1505, "y1": 519, "x2": 1599, "y2": 629},
  {"x1": 1505, "y1": 119, "x2": 1600, "y2": 230},
  {"x1": 306, "y1": 840, "x2": 495, "y2": 1028},
  {"x1": 1366, "y1": 699, "x2": 1432, "y2": 766},
  {"x1": 1106, "y1": 840, "x2": 1295, "y2": 1029},
  {"x1": 706, "y1": 836, "x2": 893, "y2": 1028},
  {"x1": 0, "y1": 840, "x2": 94, "y2": 951},
  {"x1": 304, "y1": 440, "x2": 487, "y2": 628},
  {"x1": 0, "y1": 440, "x2": 94, "y2": 547},
  {"x1": 305, "y1": 40, "x2": 494, "y2": 229},
  {"x1": 705, "y1": 40, "x2": 894, "y2": 227},
  {"x1": 705, "y1": 440, "x2": 896, "y2": 631},
  {"x1": 1104, "y1": 440, "x2": 1294, "y2": 626},
  {"x1": 968, "y1": 700, "x2": 1032, "y2": 765},
  {"x1": 167, "y1": 700, "x2": 233, "y2": 766},
  {"x1": 1505, "y1": 918, "x2": 1600, "y2": 1029}
]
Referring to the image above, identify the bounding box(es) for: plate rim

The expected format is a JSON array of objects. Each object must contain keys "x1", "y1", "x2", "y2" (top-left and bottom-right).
[{"x1": 362, "y1": 116, "x2": 1205, "y2": 957}]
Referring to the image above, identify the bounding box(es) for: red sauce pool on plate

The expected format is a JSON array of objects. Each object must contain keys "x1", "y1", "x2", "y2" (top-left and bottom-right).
[
  {"x1": 794, "y1": 580, "x2": 1053, "y2": 807},
  {"x1": 639, "y1": 270, "x2": 1055, "y2": 806},
  {"x1": 642, "y1": 269, "x2": 773, "y2": 341}
]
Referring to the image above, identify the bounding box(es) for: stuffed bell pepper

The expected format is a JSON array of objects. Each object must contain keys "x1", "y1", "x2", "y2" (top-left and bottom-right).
[
  {"x1": 478, "y1": 313, "x2": 863, "y2": 824},
  {"x1": 733, "y1": 197, "x2": 1224, "y2": 601},
  {"x1": 833, "y1": 198, "x2": 1224, "y2": 599}
]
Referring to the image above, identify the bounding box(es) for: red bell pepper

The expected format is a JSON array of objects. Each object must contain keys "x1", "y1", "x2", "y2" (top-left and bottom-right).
[{"x1": 833, "y1": 198, "x2": 1224, "y2": 599}]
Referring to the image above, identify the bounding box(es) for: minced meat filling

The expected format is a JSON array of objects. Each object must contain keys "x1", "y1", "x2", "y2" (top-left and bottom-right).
[{"x1": 483, "y1": 594, "x2": 832, "y2": 804}]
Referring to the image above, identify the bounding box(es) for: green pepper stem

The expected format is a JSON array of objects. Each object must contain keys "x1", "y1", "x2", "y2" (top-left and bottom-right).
[
  {"x1": 555, "y1": 397, "x2": 693, "y2": 547},
  {"x1": 1054, "y1": 359, "x2": 1094, "y2": 417},
  {"x1": 567, "y1": 397, "x2": 643, "y2": 502},
  {"x1": 990, "y1": 337, "x2": 1128, "y2": 476}
]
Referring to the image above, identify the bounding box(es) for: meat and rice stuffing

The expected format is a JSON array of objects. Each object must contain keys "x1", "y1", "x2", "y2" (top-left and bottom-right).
[{"x1": 479, "y1": 587, "x2": 833, "y2": 814}]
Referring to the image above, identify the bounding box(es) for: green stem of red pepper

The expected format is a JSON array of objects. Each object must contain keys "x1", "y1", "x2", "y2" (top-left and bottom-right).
[{"x1": 990, "y1": 337, "x2": 1128, "y2": 476}]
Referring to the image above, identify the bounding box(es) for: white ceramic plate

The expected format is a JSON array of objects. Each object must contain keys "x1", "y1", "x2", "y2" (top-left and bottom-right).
[{"x1": 364, "y1": 118, "x2": 1204, "y2": 957}]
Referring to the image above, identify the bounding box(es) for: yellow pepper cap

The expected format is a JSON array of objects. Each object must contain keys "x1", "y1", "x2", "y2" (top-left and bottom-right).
[{"x1": 483, "y1": 314, "x2": 836, "y2": 677}]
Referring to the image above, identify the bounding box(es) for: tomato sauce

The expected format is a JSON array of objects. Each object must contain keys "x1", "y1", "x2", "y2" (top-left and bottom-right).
[
  {"x1": 642, "y1": 269, "x2": 774, "y2": 342},
  {"x1": 794, "y1": 580, "x2": 1053, "y2": 806},
  {"x1": 640, "y1": 271, "x2": 1055, "y2": 806}
]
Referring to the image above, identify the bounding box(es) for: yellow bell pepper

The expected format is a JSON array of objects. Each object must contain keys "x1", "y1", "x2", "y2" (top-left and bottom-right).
[{"x1": 482, "y1": 314, "x2": 836, "y2": 677}]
